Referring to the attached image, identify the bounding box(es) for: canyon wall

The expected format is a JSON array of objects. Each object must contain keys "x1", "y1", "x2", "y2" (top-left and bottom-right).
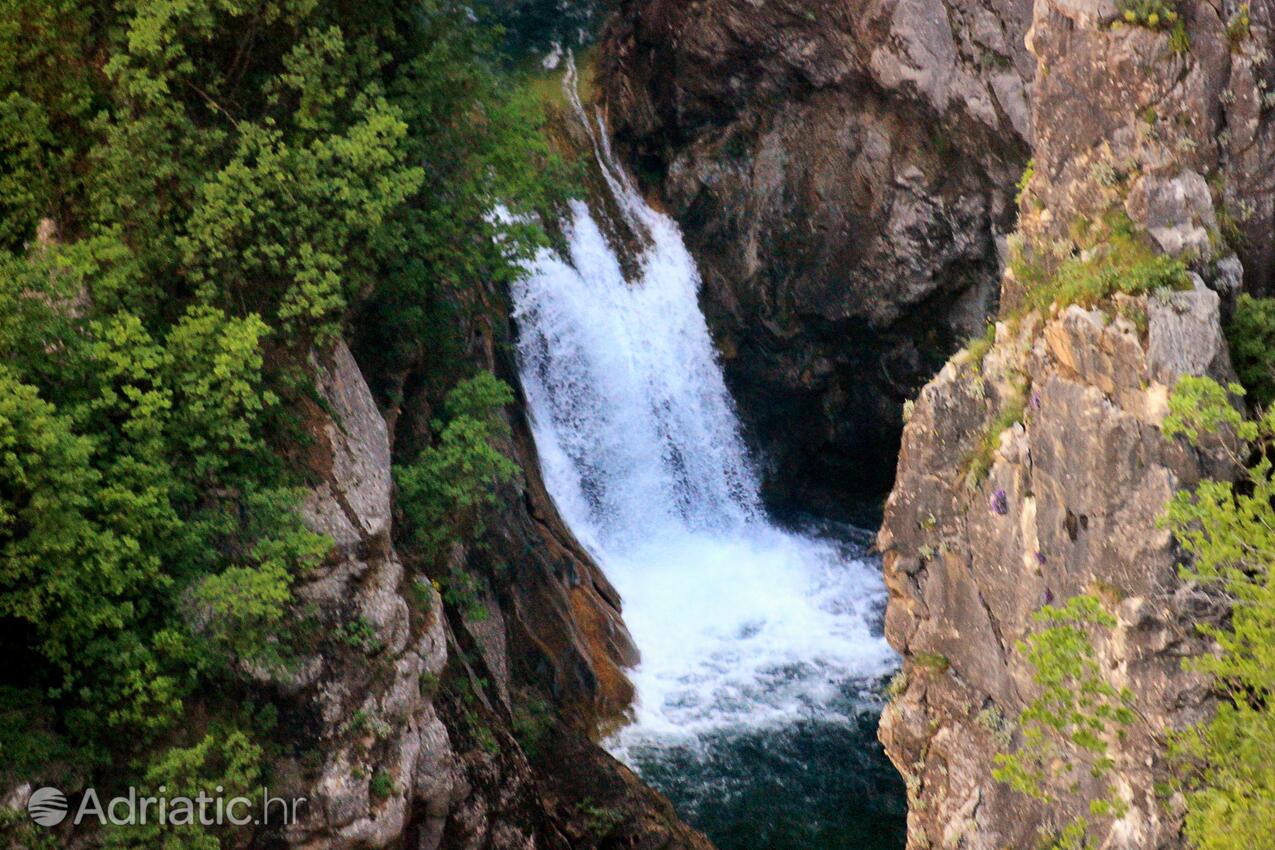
[
  {"x1": 598, "y1": 0, "x2": 1034, "y2": 509},
  {"x1": 600, "y1": 0, "x2": 1275, "y2": 846},
  {"x1": 260, "y1": 325, "x2": 711, "y2": 848},
  {"x1": 879, "y1": 0, "x2": 1273, "y2": 847}
]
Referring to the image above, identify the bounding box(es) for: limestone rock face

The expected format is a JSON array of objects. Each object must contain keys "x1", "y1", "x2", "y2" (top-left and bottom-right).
[
  {"x1": 877, "y1": 1, "x2": 1271, "y2": 846},
  {"x1": 270, "y1": 337, "x2": 709, "y2": 850},
  {"x1": 879, "y1": 290, "x2": 1232, "y2": 849},
  {"x1": 262, "y1": 340, "x2": 462, "y2": 850},
  {"x1": 598, "y1": 0, "x2": 1034, "y2": 507},
  {"x1": 1024, "y1": 0, "x2": 1275, "y2": 293}
]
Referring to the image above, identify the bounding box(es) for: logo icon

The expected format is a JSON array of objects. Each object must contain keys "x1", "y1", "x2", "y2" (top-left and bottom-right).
[{"x1": 27, "y1": 787, "x2": 68, "y2": 827}]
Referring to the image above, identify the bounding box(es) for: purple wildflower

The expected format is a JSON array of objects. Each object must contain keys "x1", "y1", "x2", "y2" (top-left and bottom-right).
[{"x1": 990, "y1": 488, "x2": 1009, "y2": 515}]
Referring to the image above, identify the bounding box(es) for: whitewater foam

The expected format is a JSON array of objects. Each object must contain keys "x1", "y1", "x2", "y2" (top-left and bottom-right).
[{"x1": 511, "y1": 65, "x2": 896, "y2": 759}]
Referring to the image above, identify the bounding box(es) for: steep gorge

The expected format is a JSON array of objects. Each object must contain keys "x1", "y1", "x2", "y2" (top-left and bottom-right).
[
  {"x1": 598, "y1": 0, "x2": 1036, "y2": 512},
  {"x1": 598, "y1": 0, "x2": 1275, "y2": 847},
  {"x1": 878, "y1": 0, "x2": 1275, "y2": 844},
  {"x1": 195, "y1": 0, "x2": 1275, "y2": 846},
  {"x1": 8, "y1": 1, "x2": 1275, "y2": 848}
]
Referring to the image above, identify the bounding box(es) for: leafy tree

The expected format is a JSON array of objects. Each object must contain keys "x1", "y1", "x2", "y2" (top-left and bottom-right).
[
  {"x1": 0, "y1": 3, "x2": 568, "y2": 840},
  {"x1": 101, "y1": 726, "x2": 265, "y2": 850},
  {"x1": 1226, "y1": 294, "x2": 1275, "y2": 408},
  {"x1": 396, "y1": 372, "x2": 518, "y2": 560},
  {"x1": 1162, "y1": 376, "x2": 1275, "y2": 850}
]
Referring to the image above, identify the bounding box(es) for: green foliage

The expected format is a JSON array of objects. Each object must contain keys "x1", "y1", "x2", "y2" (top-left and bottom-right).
[
  {"x1": 1226, "y1": 4, "x2": 1252, "y2": 48},
  {"x1": 0, "y1": 804, "x2": 60, "y2": 850},
  {"x1": 1016, "y1": 158, "x2": 1037, "y2": 207},
  {"x1": 0, "y1": 687, "x2": 77, "y2": 783},
  {"x1": 396, "y1": 372, "x2": 518, "y2": 561},
  {"x1": 0, "y1": 0, "x2": 563, "y2": 794},
  {"x1": 1161, "y1": 376, "x2": 1275, "y2": 850},
  {"x1": 337, "y1": 617, "x2": 383, "y2": 655},
  {"x1": 180, "y1": 101, "x2": 424, "y2": 340},
  {"x1": 1011, "y1": 211, "x2": 1192, "y2": 316},
  {"x1": 963, "y1": 381, "x2": 1028, "y2": 489},
  {"x1": 192, "y1": 491, "x2": 328, "y2": 669},
  {"x1": 369, "y1": 769, "x2": 397, "y2": 800},
  {"x1": 993, "y1": 595, "x2": 1135, "y2": 848},
  {"x1": 1164, "y1": 377, "x2": 1254, "y2": 444},
  {"x1": 579, "y1": 799, "x2": 625, "y2": 837},
  {"x1": 1169, "y1": 18, "x2": 1192, "y2": 54},
  {"x1": 101, "y1": 727, "x2": 264, "y2": 850},
  {"x1": 440, "y1": 566, "x2": 491, "y2": 622},
  {"x1": 1226, "y1": 294, "x2": 1275, "y2": 408},
  {"x1": 1115, "y1": 0, "x2": 1181, "y2": 29},
  {"x1": 964, "y1": 323, "x2": 997, "y2": 372},
  {"x1": 474, "y1": 723, "x2": 501, "y2": 756},
  {"x1": 0, "y1": 0, "x2": 97, "y2": 251},
  {"x1": 511, "y1": 696, "x2": 554, "y2": 760}
]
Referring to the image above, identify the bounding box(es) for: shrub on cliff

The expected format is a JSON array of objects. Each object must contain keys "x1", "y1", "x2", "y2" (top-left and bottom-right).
[
  {"x1": 1226, "y1": 294, "x2": 1275, "y2": 408},
  {"x1": 0, "y1": 0, "x2": 565, "y2": 834},
  {"x1": 993, "y1": 594, "x2": 1135, "y2": 848},
  {"x1": 1162, "y1": 376, "x2": 1275, "y2": 850},
  {"x1": 396, "y1": 372, "x2": 518, "y2": 560},
  {"x1": 1009, "y1": 210, "x2": 1191, "y2": 317}
]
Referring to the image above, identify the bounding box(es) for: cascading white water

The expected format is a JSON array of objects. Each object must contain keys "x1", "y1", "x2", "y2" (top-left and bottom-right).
[{"x1": 511, "y1": 64, "x2": 897, "y2": 757}]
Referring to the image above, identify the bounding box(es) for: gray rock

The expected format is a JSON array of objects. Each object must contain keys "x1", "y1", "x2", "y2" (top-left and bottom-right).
[
  {"x1": 1126, "y1": 172, "x2": 1216, "y2": 258},
  {"x1": 598, "y1": 0, "x2": 1034, "y2": 508}
]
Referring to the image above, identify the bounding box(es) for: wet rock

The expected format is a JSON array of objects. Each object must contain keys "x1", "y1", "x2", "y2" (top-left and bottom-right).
[{"x1": 598, "y1": 0, "x2": 1034, "y2": 507}]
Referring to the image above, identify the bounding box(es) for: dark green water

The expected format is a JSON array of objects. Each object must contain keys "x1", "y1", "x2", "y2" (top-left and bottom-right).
[{"x1": 625, "y1": 691, "x2": 907, "y2": 850}]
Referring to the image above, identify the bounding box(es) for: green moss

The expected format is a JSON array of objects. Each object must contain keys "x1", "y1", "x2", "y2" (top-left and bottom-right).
[
  {"x1": 914, "y1": 652, "x2": 951, "y2": 674},
  {"x1": 525, "y1": 47, "x2": 597, "y2": 112}
]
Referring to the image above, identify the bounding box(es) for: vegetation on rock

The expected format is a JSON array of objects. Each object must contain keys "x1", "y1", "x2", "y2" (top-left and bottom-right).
[
  {"x1": 1225, "y1": 294, "x2": 1275, "y2": 408},
  {"x1": 993, "y1": 595, "x2": 1136, "y2": 849},
  {"x1": 1162, "y1": 376, "x2": 1275, "y2": 850},
  {"x1": 1008, "y1": 211, "x2": 1191, "y2": 318},
  {"x1": 0, "y1": 0, "x2": 565, "y2": 841}
]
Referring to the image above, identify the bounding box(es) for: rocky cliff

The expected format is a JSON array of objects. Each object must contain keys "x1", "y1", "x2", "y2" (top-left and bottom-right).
[
  {"x1": 599, "y1": 0, "x2": 1275, "y2": 846},
  {"x1": 878, "y1": 0, "x2": 1273, "y2": 847},
  {"x1": 260, "y1": 326, "x2": 711, "y2": 849},
  {"x1": 598, "y1": 0, "x2": 1035, "y2": 509}
]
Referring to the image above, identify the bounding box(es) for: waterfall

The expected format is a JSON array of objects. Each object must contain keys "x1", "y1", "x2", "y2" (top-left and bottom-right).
[{"x1": 511, "y1": 63, "x2": 896, "y2": 756}]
